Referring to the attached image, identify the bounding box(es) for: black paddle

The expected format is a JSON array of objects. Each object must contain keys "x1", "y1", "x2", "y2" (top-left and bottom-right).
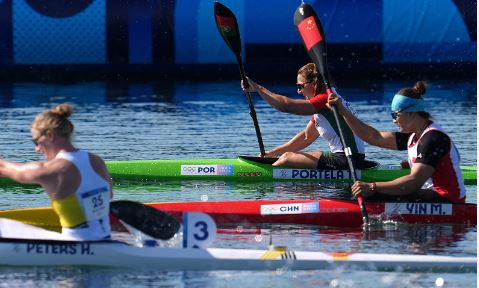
[
  {"x1": 238, "y1": 155, "x2": 279, "y2": 165},
  {"x1": 293, "y1": 3, "x2": 369, "y2": 226},
  {"x1": 110, "y1": 200, "x2": 180, "y2": 240},
  {"x1": 214, "y1": 2, "x2": 266, "y2": 157}
]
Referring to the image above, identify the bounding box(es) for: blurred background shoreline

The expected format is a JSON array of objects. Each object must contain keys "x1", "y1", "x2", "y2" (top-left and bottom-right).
[{"x1": 0, "y1": 0, "x2": 475, "y2": 82}]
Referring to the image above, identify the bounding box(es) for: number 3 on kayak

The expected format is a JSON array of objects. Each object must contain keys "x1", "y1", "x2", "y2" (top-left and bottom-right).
[{"x1": 183, "y1": 212, "x2": 217, "y2": 249}]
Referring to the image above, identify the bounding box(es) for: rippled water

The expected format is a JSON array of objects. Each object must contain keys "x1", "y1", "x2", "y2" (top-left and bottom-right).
[{"x1": 0, "y1": 79, "x2": 476, "y2": 287}]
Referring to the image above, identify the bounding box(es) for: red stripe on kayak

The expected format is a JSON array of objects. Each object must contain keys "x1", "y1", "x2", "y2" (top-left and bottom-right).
[{"x1": 144, "y1": 200, "x2": 476, "y2": 227}]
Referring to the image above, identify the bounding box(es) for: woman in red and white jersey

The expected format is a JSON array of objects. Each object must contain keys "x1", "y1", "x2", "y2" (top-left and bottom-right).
[
  {"x1": 328, "y1": 81, "x2": 466, "y2": 203},
  {"x1": 242, "y1": 63, "x2": 369, "y2": 170}
]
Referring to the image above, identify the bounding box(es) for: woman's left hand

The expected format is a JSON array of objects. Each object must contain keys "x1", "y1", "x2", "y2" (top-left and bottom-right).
[{"x1": 327, "y1": 93, "x2": 346, "y2": 115}]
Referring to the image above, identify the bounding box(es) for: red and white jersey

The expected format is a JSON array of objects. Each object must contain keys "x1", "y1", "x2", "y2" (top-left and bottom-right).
[
  {"x1": 309, "y1": 92, "x2": 364, "y2": 154},
  {"x1": 407, "y1": 123, "x2": 466, "y2": 202}
]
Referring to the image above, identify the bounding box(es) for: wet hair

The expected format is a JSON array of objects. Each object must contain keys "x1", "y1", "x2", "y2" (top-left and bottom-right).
[
  {"x1": 297, "y1": 63, "x2": 326, "y2": 94},
  {"x1": 397, "y1": 81, "x2": 431, "y2": 119},
  {"x1": 32, "y1": 103, "x2": 74, "y2": 138}
]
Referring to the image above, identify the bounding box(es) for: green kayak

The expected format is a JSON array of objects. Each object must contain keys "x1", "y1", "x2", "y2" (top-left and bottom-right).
[
  {"x1": 106, "y1": 156, "x2": 476, "y2": 185},
  {"x1": 0, "y1": 156, "x2": 475, "y2": 186}
]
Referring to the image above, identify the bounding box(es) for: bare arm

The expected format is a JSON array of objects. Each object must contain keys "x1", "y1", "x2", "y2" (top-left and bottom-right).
[
  {"x1": 352, "y1": 163, "x2": 434, "y2": 198},
  {"x1": 0, "y1": 160, "x2": 50, "y2": 185},
  {"x1": 266, "y1": 121, "x2": 319, "y2": 157},
  {"x1": 243, "y1": 78, "x2": 318, "y2": 115},
  {"x1": 327, "y1": 94, "x2": 398, "y2": 149}
]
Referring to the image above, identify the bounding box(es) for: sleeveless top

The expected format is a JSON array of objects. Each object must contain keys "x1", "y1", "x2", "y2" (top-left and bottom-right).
[
  {"x1": 407, "y1": 123, "x2": 466, "y2": 202},
  {"x1": 52, "y1": 150, "x2": 111, "y2": 240},
  {"x1": 309, "y1": 92, "x2": 365, "y2": 154}
]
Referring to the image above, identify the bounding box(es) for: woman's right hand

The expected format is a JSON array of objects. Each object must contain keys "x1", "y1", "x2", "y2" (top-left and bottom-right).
[
  {"x1": 258, "y1": 150, "x2": 277, "y2": 158},
  {"x1": 241, "y1": 77, "x2": 258, "y2": 93}
]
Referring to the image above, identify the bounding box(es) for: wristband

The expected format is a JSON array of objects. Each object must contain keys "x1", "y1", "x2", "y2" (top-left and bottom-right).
[{"x1": 369, "y1": 182, "x2": 377, "y2": 194}]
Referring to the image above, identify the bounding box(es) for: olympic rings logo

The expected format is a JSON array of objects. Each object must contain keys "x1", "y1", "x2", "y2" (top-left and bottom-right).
[
  {"x1": 261, "y1": 206, "x2": 280, "y2": 215},
  {"x1": 182, "y1": 166, "x2": 198, "y2": 173}
]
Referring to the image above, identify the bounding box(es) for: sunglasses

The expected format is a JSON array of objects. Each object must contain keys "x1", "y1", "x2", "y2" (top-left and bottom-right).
[
  {"x1": 296, "y1": 80, "x2": 313, "y2": 91},
  {"x1": 390, "y1": 112, "x2": 402, "y2": 120},
  {"x1": 32, "y1": 132, "x2": 45, "y2": 146},
  {"x1": 391, "y1": 103, "x2": 417, "y2": 120}
]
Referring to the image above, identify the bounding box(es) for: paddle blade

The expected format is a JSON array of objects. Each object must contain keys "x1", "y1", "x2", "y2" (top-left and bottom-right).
[
  {"x1": 110, "y1": 200, "x2": 180, "y2": 240},
  {"x1": 238, "y1": 155, "x2": 279, "y2": 165},
  {"x1": 214, "y1": 2, "x2": 242, "y2": 56},
  {"x1": 294, "y1": 3, "x2": 331, "y2": 87}
]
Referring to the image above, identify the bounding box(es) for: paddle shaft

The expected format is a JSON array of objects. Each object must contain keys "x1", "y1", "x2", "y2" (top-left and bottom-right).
[
  {"x1": 326, "y1": 88, "x2": 358, "y2": 182},
  {"x1": 327, "y1": 87, "x2": 368, "y2": 224},
  {"x1": 214, "y1": 2, "x2": 265, "y2": 157},
  {"x1": 236, "y1": 56, "x2": 266, "y2": 157},
  {"x1": 294, "y1": 3, "x2": 368, "y2": 225}
]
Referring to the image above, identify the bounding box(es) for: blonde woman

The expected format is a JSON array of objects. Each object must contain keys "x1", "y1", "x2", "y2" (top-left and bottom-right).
[{"x1": 0, "y1": 104, "x2": 112, "y2": 240}]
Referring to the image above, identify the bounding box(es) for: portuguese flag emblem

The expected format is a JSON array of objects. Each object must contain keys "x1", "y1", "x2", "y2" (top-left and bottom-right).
[{"x1": 216, "y1": 15, "x2": 237, "y2": 37}]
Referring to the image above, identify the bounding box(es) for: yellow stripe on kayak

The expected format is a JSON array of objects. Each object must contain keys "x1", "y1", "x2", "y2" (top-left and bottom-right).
[
  {"x1": 0, "y1": 207, "x2": 60, "y2": 232},
  {"x1": 330, "y1": 252, "x2": 350, "y2": 261},
  {"x1": 260, "y1": 250, "x2": 286, "y2": 260}
]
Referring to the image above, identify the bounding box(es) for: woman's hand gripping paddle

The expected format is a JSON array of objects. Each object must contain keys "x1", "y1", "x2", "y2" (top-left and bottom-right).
[
  {"x1": 214, "y1": 2, "x2": 266, "y2": 157},
  {"x1": 293, "y1": 3, "x2": 369, "y2": 227}
]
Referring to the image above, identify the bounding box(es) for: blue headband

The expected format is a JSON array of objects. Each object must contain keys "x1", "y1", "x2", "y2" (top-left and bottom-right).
[{"x1": 391, "y1": 94, "x2": 425, "y2": 112}]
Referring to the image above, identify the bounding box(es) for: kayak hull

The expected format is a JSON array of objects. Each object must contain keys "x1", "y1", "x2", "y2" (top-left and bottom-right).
[
  {"x1": 149, "y1": 199, "x2": 477, "y2": 227},
  {"x1": 0, "y1": 199, "x2": 475, "y2": 231},
  {"x1": 105, "y1": 158, "x2": 477, "y2": 184},
  {"x1": 0, "y1": 238, "x2": 474, "y2": 272},
  {"x1": 0, "y1": 157, "x2": 475, "y2": 186}
]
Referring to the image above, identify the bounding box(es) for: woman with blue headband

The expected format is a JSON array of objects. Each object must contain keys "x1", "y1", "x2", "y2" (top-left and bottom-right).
[{"x1": 328, "y1": 81, "x2": 466, "y2": 203}]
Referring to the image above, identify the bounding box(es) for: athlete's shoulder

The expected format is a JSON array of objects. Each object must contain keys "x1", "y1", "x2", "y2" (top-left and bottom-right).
[
  {"x1": 309, "y1": 93, "x2": 328, "y2": 109},
  {"x1": 421, "y1": 129, "x2": 450, "y2": 144}
]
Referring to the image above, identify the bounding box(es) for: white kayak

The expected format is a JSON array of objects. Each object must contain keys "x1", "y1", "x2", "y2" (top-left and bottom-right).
[{"x1": 0, "y1": 238, "x2": 475, "y2": 272}]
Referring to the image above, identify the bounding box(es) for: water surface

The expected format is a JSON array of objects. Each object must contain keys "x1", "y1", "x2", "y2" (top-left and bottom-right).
[{"x1": 0, "y1": 79, "x2": 476, "y2": 287}]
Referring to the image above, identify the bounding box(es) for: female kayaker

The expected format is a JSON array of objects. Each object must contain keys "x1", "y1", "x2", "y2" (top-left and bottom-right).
[
  {"x1": 242, "y1": 63, "x2": 369, "y2": 170},
  {"x1": 0, "y1": 104, "x2": 113, "y2": 240},
  {"x1": 328, "y1": 81, "x2": 466, "y2": 203}
]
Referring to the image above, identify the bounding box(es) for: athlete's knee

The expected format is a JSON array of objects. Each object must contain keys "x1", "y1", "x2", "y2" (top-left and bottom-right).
[
  {"x1": 273, "y1": 152, "x2": 294, "y2": 166},
  {"x1": 282, "y1": 151, "x2": 295, "y2": 159}
]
